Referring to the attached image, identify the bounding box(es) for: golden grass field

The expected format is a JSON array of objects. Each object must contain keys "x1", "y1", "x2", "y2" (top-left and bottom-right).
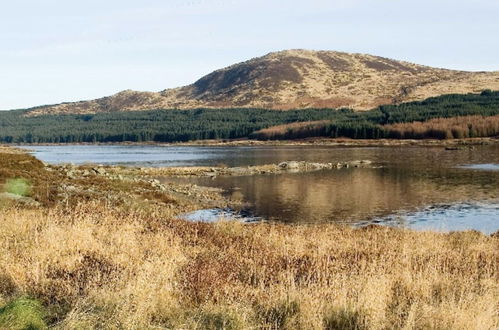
[{"x1": 0, "y1": 148, "x2": 497, "y2": 329}]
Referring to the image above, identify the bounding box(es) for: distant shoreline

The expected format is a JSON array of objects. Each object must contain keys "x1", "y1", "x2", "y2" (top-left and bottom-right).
[{"x1": 8, "y1": 136, "x2": 499, "y2": 148}]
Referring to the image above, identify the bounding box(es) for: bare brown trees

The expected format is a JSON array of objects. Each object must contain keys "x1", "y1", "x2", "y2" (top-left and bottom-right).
[{"x1": 383, "y1": 115, "x2": 499, "y2": 139}]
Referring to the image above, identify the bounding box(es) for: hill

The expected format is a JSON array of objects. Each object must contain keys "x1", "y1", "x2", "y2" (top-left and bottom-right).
[{"x1": 24, "y1": 50, "x2": 499, "y2": 116}]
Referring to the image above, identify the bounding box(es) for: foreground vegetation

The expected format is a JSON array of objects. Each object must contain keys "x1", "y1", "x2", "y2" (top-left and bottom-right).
[
  {"x1": 1, "y1": 91, "x2": 498, "y2": 143},
  {"x1": 0, "y1": 148, "x2": 497, "y2": 329},
  {"x1": 1, "y1": 204, "x2": 497, "y2": 329}
]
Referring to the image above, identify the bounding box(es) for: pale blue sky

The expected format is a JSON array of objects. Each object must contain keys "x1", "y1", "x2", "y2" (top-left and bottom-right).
[{"x1": 1, "y1": 0, "x2": 498, "y2": 110}]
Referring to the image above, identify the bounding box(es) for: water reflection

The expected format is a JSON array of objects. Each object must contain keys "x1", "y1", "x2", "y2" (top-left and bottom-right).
[
  {"x1": 19, "y1": 144, "x2": 499, "y2": 232},
  {"x1": 167, "y1": 166, "x2": 498, "y2": 225}
]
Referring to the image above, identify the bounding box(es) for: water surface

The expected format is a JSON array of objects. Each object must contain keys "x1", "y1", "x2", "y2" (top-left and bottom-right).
[
  {"x1": 458, "y1": 163, "x2": 499, "y2": 171},
  {"x1": 20, "y1": 144, "x2": 499, "y2": 233}
]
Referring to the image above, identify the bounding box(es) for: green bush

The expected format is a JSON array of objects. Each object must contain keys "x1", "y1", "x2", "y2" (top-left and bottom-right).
[
  {"x1": 4, "y1": 178, "x2": 31, "y2": 197},
  {"x1": 0, "y1": 297, "x2": 47, "y2": 330}
]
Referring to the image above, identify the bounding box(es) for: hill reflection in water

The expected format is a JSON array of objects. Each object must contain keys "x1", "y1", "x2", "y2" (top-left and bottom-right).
[{"x1": 171, "y1": 165, "x2": 498, "y2": 225}]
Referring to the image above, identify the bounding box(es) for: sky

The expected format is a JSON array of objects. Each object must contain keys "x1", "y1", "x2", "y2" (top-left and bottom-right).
[{"x1": 1, "y1": 0, "x2": 498, "y2": 110}]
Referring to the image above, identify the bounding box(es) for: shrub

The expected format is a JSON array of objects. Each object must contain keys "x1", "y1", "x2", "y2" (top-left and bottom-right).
[
  {"x1": 4, "y1": 178, "x2": 31, "y2": 197},
  {"x1": 0, "y1": 297, "x2": 47, "y2": 330}
]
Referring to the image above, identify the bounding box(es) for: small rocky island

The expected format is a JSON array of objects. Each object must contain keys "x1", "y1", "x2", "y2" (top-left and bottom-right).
[{"x1": 134, "y1": 159, "x2": 375, "y2": 177}]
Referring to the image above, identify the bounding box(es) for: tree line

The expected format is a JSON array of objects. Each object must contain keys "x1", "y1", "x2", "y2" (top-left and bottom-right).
[
  {"x1": 0, "y1": 90, "x2": 498, "y2": 143},
  {"x1": 0, "y1": 108, "x2": 345, "y2": 143}
]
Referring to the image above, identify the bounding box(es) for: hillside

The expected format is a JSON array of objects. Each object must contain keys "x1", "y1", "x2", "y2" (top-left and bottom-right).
[{"x1": 24, "y1": 49, "x2": 499, "y2": 116}]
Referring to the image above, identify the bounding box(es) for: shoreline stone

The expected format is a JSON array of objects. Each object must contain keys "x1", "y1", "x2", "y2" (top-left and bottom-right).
[{"x1": 130, "y1": 160, "x2": 377, "y2": 178}]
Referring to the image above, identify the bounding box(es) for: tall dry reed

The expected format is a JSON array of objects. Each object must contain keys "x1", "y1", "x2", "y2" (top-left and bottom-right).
[{"x1": 0, "y1": 202, "x2": 497, "y2": 329}]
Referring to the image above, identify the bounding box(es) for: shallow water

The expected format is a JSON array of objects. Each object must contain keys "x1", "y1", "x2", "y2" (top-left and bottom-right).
[
  {"x1": 358, "y1": 202, "x2": 499, "y2": 235},
  {"x1": 179, "y1": 208, "x2": 261, "y2": 223},
  {"x1": 20, "y1": 144, "x2": 499, "y2": 233},
  {"x1": 458, "y1": 163, "x2": 499, "y2": 171}
]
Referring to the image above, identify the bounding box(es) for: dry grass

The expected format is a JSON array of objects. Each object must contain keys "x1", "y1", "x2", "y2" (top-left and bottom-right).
[
  {"x1": 0, "y1": 146, "x2": 26, "y2": 154},
  {"x1": 0, "y1": 203, "x2": 497, "y2": 329}
]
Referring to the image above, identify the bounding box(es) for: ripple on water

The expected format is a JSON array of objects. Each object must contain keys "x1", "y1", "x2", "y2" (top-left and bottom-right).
[
  {"x1": 178, "y1": 208, "x2": 261, "y2": 223},
  {"x1": 458, "y1": 163, "x2": 499, "y2": 171},
  {"x1": 363, "y1": 202, "x2": 499, "y2": 235}
]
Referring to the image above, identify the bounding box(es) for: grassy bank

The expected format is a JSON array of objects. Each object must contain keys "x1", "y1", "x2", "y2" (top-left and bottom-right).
[
  {"x1": 1, "y1": 204, "x2": 497, "y2": 329},
  {"x1": 0, "y1": 148, "x2": 497, "y2": 329}
]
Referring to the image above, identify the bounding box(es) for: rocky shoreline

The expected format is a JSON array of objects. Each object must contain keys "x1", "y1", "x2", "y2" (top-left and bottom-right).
[
  {"x1": 54, "y1": 163, "x2": 232, "y2": 212},
  {"x1": 24, "y1": 159, "x2": 374, "y2": 216},
  {"x1": 123, "y1": 160, "x2": 376, "y2": 178}
]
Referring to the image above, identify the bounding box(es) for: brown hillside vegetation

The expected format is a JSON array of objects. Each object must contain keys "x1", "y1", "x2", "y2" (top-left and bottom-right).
[
  {"x1": 383, "y1": 115, "x2": 499, "y2": 139},
  {"x1": 0, "y1": 149, "x2": 498, "y2": 329},
  {"x1": 250, "y1": 120, "x2": 331, "y2": 140},
  {"x1": 251, "y1": 115, "x2": 499, "y2": 140},
  {"x1": 25, "y1": 49, "x2": 499, "y2": 116}
]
